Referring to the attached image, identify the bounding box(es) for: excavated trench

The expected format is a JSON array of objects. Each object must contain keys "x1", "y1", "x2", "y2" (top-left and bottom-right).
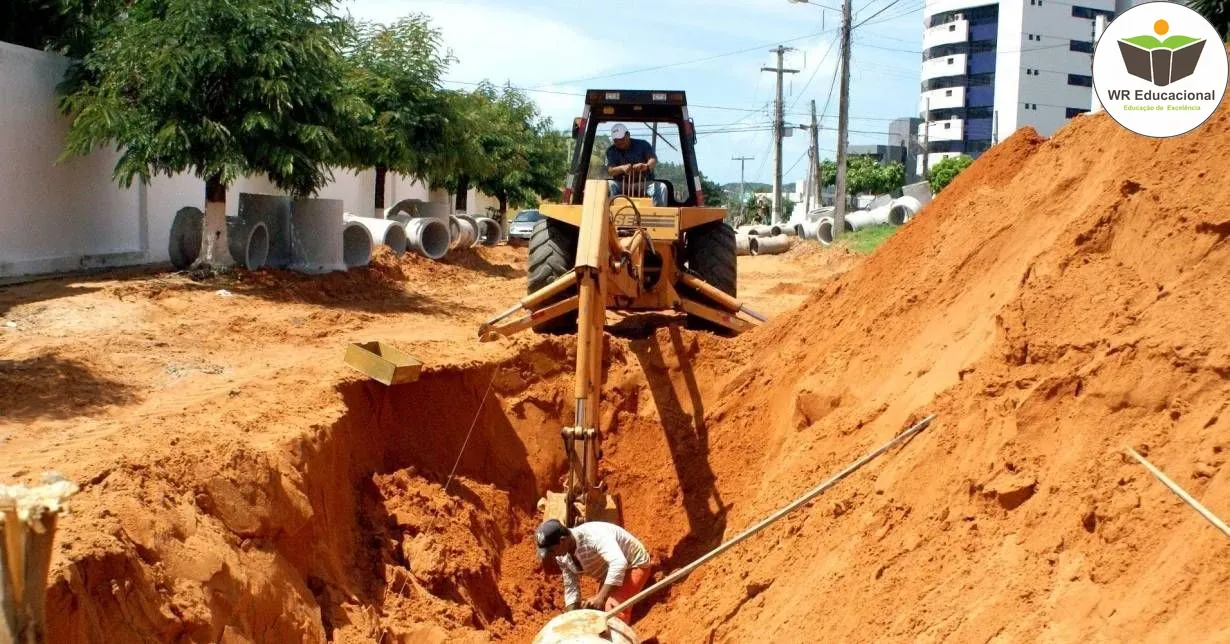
[{"x1": 42, "y1": 326, "x2": 734, "y2": 642}]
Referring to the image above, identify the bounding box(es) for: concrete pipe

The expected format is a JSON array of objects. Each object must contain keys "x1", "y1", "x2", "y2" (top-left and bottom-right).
[
  {"x1": 888, "y1": 195, "x2": 923, "y2": 225},
  {"x1": 754, "y1": 234, "x2": 791, "y2": 255},
  {"x1": 450, "y1": 215, "x2": 479, "y2": 249},
  {"x1": 385, "y1": 198, "x2": 425, "y2": 219},
  {"x1": 532, "y1": 610, "x2": 637, "y2": 644},
  {"x1": 168, "y1": 206, "x2": 204, "y2": 270},
  {"x1": 405, "y1": 217, "x2": 450, "y2": 260},
  {"x1": 226, "y1": 218, "x2": 270, "y2": 270},
  {"x1": 736, "y1": 225, "x2": 758, "y2": 236},
  {"x1": 343, "y1": 214, "x2": 408, "y2": 255},
  {"x1": 237, "y1": 193, "x2": 293, "y2": 267},
  {"x1": 342, "y1": 221, "x2": 373, "y2": 268},
  {"x1": 781, "y1": 223, "x2": 802, "y2": 237},
  {"x1": 475, "y1": 217, "x2": 502, "y2": 246},
  {"x1": 735, "y1": 233, "x2": 753, "y2": 256},
  {"x1": 290, "y1": 198, "x2": 347, "y2": 273},
  {"x1": 801, "y1": 219, "x2": 821, "y2": 241},
  {"x1": 816, "y1": 216, "x2": 855, "y2": 246}
]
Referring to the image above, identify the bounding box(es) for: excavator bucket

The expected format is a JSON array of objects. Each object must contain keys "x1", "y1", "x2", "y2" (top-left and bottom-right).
[{"x1": 538, "y1": 490, "x2": 623, "y2": 527}]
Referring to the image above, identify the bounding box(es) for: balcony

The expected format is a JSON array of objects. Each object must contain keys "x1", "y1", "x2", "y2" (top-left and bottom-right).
[
  {"x1": 923, "y1": 117, "x2": 964, "y2": 142},
  {"x1": 923, "y1": 19, "x2": 969, "y2": 49},
  {"x1": 921, "y1": 53, "x2": 968, "y2": 81},
  {"x1": 920, "y1": 86, "x2": 965, "y2": 111}
]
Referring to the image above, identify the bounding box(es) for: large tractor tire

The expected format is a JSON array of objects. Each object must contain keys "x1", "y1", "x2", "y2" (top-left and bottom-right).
[
  {"x1": 527, "y1": 217, "x2": 579, "y2": 334},
  {"x1": 682, "y1": 221, "x2": 738, "y2": 333}
]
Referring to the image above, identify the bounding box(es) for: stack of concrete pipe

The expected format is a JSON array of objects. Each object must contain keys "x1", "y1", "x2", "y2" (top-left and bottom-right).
[
  {"x1": 735, "y1": 223, "x2": 794, "y2": 256},
  {"x1": 168, "y1": 193, "x2": 376, "y2": 273},
  {"x1": 344, "y1": 213, "x2": 409, "y2": 255}
]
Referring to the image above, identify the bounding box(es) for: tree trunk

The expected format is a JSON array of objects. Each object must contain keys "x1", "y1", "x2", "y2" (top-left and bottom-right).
[
  {"x1": 497, "y1": 194, "x2": 508, "y2": 241},
  {"x1": 454, "y1": 176, "x2": 469, "y2": 213},
  {"x1": 374, "y1": 165, "x2": 387, "y2": 214},
  {"x1": 194, "y1": 176, "x2": 234, "y2": 268}
]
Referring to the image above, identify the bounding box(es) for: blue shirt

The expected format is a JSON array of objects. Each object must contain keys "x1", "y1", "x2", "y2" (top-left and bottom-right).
[{"x1": 605, "y1": 138, "x2": 657, "y2": 179}]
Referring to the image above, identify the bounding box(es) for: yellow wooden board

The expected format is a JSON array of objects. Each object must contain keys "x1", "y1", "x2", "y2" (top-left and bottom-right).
[{"x1": 345, "y1": 341, "x2": 422, "y2": 385}]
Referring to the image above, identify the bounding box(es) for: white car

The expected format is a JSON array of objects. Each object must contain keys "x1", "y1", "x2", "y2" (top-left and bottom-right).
[{"x1": 507, "y1": 209, "x2": 544, "y2": 246}]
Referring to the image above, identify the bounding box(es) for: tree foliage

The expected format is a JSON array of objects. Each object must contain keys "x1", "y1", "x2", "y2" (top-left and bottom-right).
[
  {"x1": 57, "y1": 0, "x2": 366, "y2": 197},
  {"x1": 431, "y1": 82, "x2": 568, "y2": 213},
  {"x1": 818, "y1": 156, "x2": 905, "y2": 196},
  {"x1": 1, "y1": 0, "x2": 125, "y2": 57},
  {"x1": 928, "y1": 154, "x2": 974, "y2": 193},
  {"x1": 341, "y1": 14, "x2": 453, "y2": 204},
  {"x1": 1189, "y1": 0, "x2": 1230, "y2": 40}
]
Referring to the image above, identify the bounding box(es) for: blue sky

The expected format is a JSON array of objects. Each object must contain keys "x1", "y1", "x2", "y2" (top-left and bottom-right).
[{"x1": 341, "y1": 0, "x2": 926, "y2": 185}]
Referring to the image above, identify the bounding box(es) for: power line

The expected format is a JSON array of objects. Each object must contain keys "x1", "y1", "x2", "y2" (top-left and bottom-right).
[
  {"x1": 787, "y1": 33, "x2": 840, "y2": 113},
  {"x1": 853, "y1": 0, "x2": 907, "y2": 28},
  {"x1": 539, "y1": 27, "x2": 837, "y2": 88}
]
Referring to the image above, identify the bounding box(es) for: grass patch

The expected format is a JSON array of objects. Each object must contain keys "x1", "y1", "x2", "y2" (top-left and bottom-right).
[{"x1": 842, "y1": 224, "x2": 898, "y2": 254}]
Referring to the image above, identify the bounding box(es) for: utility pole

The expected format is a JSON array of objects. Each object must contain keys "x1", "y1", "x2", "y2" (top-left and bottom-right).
[
  {"x1": 809, "y1": 99, "x2": 820, "y2": 213},
  {"x1": 732, "y1": 155, "x2": 754, "y2": 223},
  {"x1": 762, "y1": 46, "x2": 799, "y2": 226},
  {"x1": 832, "y1": 0, "x2": 852, "y2": 239},
  {"x1": 1092, "y1": 14, "x2": 1108, "y2": 113},
  {"x1": 921, "y1": 97, "x2": 931, "y2": 180},
  {"x1": 992, "y1": 109, "x2": 999, "y2": 145}
]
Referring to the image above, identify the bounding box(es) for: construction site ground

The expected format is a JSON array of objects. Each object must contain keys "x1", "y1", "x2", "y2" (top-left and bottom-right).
[{"x1": 4, "y1": 92, "x2": 1230, "y2": 642}]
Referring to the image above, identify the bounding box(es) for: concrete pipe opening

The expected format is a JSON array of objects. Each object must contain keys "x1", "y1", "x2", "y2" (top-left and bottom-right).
[
  {"x1": 238, "y1": 222, "x2": 270, "y2": 270},
  {"x1": 888, "y1": 196, "x2": 923, "y2": 225},
  {"x1": 818, "y1": 217, "x2": 855, "y2": 245},
  {"x1": 384, "y1": 224, "x2": 408, "y2": 254},
  {"x1": 769, "y1": 225, "x2": 782, "y2": 236},
  {"x1": 342, "y1": 223, "x2": 373, "y2": 268},
  {"x1": 476, "y1": 217, "x2": 502, "y2": 246},
  {"x1": 792, "y1": 223, "x2": 804, "y2": 237},
  {"x1": 407, "y1": 217, "x2": 450, "y2": 260},
  {"x1": 749, "y1": 237, "x2": 760, "y2": 255}
]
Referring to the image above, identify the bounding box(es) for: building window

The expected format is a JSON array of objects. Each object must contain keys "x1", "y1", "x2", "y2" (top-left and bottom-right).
[
  {"x1": 1072, "y1": 6, "x2": 1114, "y2": 20},
  {"x1": 948, "y1": 57, "x2": 954, "y2": 64},
  {"x1": 949, "y1": 24, "x2": 957, "y2": 31},
  {"x1": 1066, "y1": 107, "x2": 1090, "y2": 118},
  {"x1": 945, "y1": 89, "x2": 953, "y2": 96},
  {"x1": 1068, "y1": 73, "x2": 1093, "y2": 87},
  {"x1": 1070, "y1": 39, "x2": 1094, "y2": 53},
  {"x1": 944, "y1": 123, "x2": 952, "y2": 129}
]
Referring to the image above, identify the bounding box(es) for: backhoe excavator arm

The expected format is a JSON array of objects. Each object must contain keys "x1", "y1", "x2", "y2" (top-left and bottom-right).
[{"x1": 476, "y1": 180, "x2": 765, "y2": 526}]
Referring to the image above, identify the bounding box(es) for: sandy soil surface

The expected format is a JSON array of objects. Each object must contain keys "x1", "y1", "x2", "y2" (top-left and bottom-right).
[{"x1": 0, "y1": 241, "x2": 842, "y2": 642}]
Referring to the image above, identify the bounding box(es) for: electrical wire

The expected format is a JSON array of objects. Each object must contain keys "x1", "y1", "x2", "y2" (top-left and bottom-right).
[{"x1": 538, "y1": 26, "x2": 838, "y2": 88}]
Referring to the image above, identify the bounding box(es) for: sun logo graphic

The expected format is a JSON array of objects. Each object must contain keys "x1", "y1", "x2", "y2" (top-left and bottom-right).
[
  {"x1": 1093, "y1": 2, "x2": 1228, "y2": 138},
  {"x1": 1117, "y1": 18, "x2": 1206, "y2": 86}
]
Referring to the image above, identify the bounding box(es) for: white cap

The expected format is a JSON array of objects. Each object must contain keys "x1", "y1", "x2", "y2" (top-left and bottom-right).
[{"x1": 610, "y1": 123, "x2": 629, "y2": 139}]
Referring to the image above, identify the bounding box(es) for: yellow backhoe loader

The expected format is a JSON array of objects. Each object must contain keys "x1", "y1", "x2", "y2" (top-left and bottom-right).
[{"x1": 479, "y1": 90, "x2": 765, "y2": 527}]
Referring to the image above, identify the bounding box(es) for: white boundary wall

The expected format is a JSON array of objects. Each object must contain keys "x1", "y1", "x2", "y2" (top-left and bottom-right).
[{"x1": 0, "y1": 41, "x2": 498, "y2": 280}]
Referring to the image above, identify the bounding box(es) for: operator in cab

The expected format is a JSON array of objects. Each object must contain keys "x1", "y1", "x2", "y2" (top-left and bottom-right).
[
  {"x1": 605, "y1": 123, "x2": 667, "y2": 206},
  {"x1": 535, "y1": 518, "x2": 654, "y2": 625}
]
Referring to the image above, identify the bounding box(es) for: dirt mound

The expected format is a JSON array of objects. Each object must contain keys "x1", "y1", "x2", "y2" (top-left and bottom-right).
[{"x1": 628, "y1": 92, "x2": 1230, "y2": 641}]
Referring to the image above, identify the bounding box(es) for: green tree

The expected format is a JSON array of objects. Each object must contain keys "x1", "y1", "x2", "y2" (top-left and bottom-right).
[
  {"x1": 1189, "y1": 0, "x2": 1229, "y2": 40},
  {"x1": 928, "y1": 154, "x2": 974, "y2": 193},
  {"x1": 700, "y1": 175, "x2": 726, "y2": 208},
  {"x1": 431, "y1": 83, "x2": 568, "y2": 219},
  {"x1": 1, "y1": 0, "x2": 124, "y2": 56},
  {"x1": 342, "y1": 14, "x2": 453, "y2": 213},
  {"x1": 57, "y1": 0, "x2": 367, "y2": 268}
]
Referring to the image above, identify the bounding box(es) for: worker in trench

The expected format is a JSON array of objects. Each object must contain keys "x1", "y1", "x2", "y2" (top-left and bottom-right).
[{"x1": 535, "y1": 518, "x2": 654, "y2": 624}]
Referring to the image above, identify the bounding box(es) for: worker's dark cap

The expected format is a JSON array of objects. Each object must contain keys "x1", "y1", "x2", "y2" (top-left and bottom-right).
[{"x1": 535, "y1": 519, "x2": 569, "y2": 560}]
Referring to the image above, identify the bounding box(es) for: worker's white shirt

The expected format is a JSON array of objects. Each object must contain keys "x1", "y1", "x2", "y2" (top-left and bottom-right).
[{"x1": 553, "y1": 522, "x2": 651, "y2": 607}]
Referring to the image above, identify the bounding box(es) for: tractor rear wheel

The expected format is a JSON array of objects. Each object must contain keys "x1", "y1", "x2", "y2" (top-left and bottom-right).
[
  {"x1": 527, "y1": 217, "x2": 579, "y2": 334},
  {"x1": 682, "y1": 221, "x2": 737, "y2": 333}
]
